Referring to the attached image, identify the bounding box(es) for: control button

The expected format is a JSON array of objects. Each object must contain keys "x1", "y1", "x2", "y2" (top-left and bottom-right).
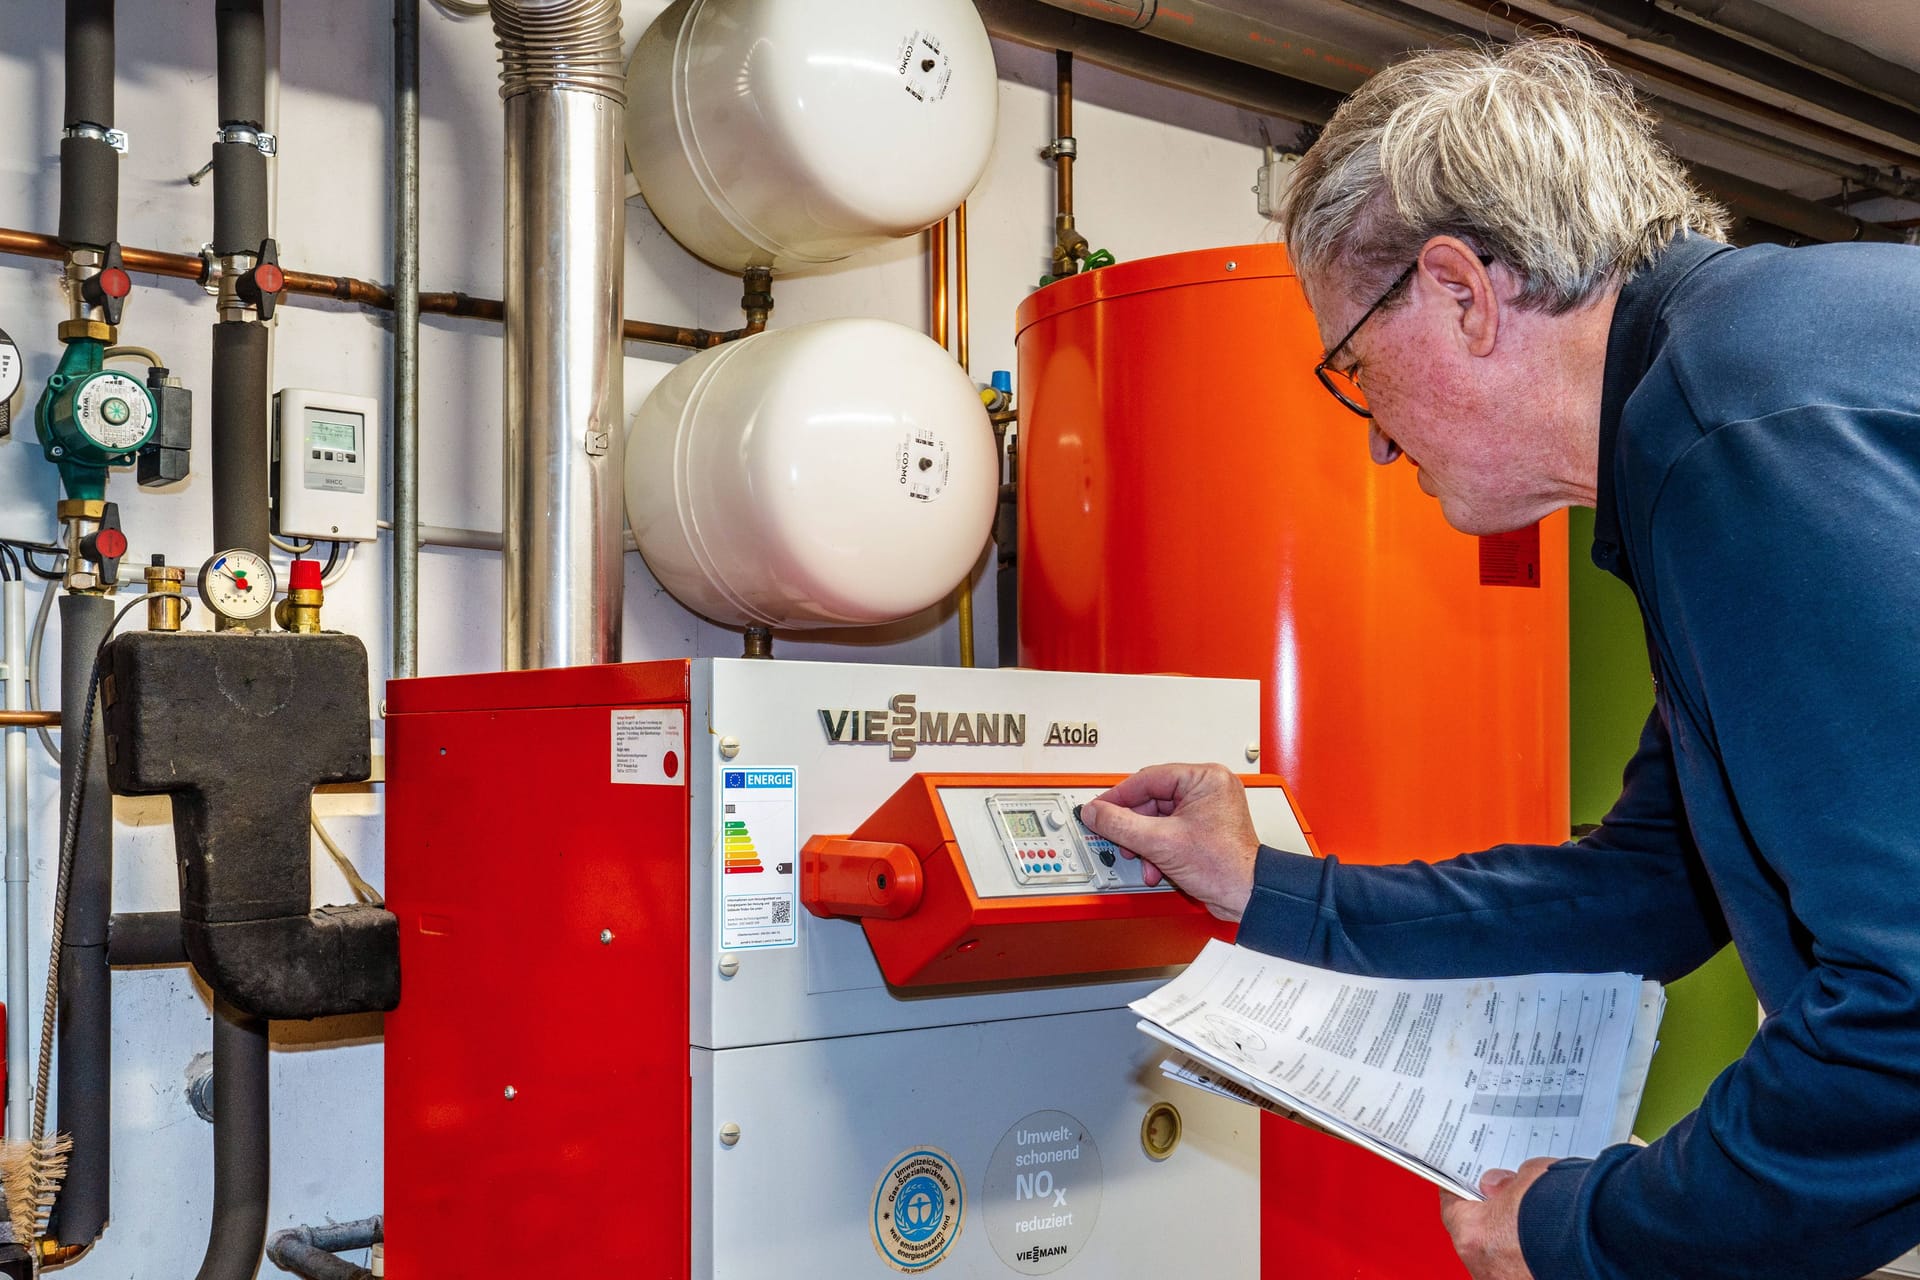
[
  {"x1": 1099, "y1": 849, "x2": 1116, "y2": 868},
  {"x1": 311, "y1": 449, "x2": 321, "y2": 460},
  {"x1": 1045, "y1": 810, "x2": 1066, "y2": 830},
  {"x1": 345, "y1": 453, "x2": 356, "y2": 463},
  {"x1": 324, "y1": 451, "x2": 335, "y2": 461}
]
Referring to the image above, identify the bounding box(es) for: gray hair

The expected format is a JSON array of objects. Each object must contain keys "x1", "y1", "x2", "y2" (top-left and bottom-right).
[{"x1": 1281, "y1": 38, "x2": 1728, "y2": 313}]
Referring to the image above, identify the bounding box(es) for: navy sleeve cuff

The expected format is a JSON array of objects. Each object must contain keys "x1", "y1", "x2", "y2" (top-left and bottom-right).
[
  {"x1": 1236, "y1": 843, "x2": 1329, "y2": 959},
  {"x1": 1519, "y1": 1155, "x2": 1601, "y2": 1280}
]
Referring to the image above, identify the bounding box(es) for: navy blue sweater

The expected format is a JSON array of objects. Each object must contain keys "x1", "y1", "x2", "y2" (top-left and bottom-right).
[{"x1": 1238, "y1": 234, "x2": 1920, "y2": 1279}]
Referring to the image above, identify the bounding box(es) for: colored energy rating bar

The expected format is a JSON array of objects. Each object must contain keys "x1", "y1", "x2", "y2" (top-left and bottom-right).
[{"x1": 723, "y1": 819, "x2": 765, "y2": 874}]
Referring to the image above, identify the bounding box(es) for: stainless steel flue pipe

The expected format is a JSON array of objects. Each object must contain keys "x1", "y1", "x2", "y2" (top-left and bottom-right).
[{"x1": 490, "y1": 0, "x2": 625, "y2": 669}]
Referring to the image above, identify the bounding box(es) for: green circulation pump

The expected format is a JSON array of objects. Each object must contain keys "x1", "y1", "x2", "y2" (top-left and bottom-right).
[{"x1": 35, "y1": 336, "x2": 156, "y2": 501}]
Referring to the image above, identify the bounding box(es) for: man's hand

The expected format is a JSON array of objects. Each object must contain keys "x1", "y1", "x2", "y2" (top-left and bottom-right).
[
  {"x1": 1079, "y1": 763, "x2": 1260, "y2": 921},
  {"x1": 1438, "y1": 1159, "x2": 1551, "y2": 1280}
]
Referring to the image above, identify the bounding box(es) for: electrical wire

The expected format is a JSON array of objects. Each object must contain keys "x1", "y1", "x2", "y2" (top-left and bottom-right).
[
  {"x1": 100, "y1": 346, "x2": 163, "y2": 368},
  {"x1": 320, "y1": 541, "x2": 341, "y2": 579},
  {"x1": 320, "y1": 541, "x2": 356, "y2": 589},
  {"x1": 31, "y1": 595, "x2": 188, "y2": 1153},
  {"x1": 310, "y1": 812, "x2": 383, "y2": 906},
  {"x1": 269, "y1": 534, "x2": 315, "y2": 556},
  {"x1": 28, "y1": 575, "x2": 60, "y2": 766}
]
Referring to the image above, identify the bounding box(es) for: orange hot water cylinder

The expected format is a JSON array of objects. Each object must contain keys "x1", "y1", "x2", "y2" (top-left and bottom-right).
[{"x1": 1014, "y1": 243, "x2": 1570, "y2": 1279}]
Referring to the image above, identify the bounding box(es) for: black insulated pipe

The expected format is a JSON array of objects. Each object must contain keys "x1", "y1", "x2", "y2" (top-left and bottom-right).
[
  {"x1": 60, "y1": 0, "x2": 117, "y2": 250},
  {"x1": 195, "y1": 999, "x2": 269, "y2": 1280},
  {"x1": 213, "y1": 0, "x2": 268, "y2": 255},
  {"x1": 107, "y1": 911, "x2": 187, "y2": 967},
  {"x1": 47, "y1": 592, "x2": 114, "y2": 1248},
  {"x1": 266, "y1": 1216, "x2": 381, "y2": 1280},
  {"x1": 211, "y1": 322, "x2": 272, "y2": 598}
]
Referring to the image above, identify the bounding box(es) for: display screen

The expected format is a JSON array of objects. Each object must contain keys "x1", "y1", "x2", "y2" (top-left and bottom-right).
[
  {"x1": 1002, "y1": 809, "x2": 1044, "y2": 839},
  {"x1": 308, "y1": 414, "x2": 359, "y2": 452}
]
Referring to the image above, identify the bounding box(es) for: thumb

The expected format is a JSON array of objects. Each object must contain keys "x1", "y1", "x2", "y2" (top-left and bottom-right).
[
  {"x1": 1479, "y1": 1168, "x2": 1516, "y2": 1196},
  {"x1": 1080, "y1": 799, "x2": 1159, "y2": 852}
]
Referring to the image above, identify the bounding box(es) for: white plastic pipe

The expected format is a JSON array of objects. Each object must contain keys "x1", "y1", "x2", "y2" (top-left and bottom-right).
[{"x1": 4, "y1": 579, "x2": 29, "y2": 1140}]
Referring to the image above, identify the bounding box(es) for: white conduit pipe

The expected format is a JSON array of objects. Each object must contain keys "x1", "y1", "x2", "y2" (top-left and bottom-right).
[{"x1": 4, "y1": 579, "x2": 30, "y2": 1141}]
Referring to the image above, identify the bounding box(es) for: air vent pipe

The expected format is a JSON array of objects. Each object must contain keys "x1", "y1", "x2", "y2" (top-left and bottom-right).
[{"x1": 489, "y1": 0, "x2": 625, "y2": 669}]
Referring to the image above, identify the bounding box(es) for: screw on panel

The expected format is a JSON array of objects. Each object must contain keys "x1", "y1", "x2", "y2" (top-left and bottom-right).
[
  {"x1": 503, "y1": 1085, "x2": 518, "y2": 1100},
  {"x1": 719, "y1": 736, "x2": 740, "y2": 760},
  {"x1": 1225, "y1": 261, "x2": 1238, "y2": 271},
  {"x1": 719, "y1": 1123, "x2": 742, "y2": 1147},
  {"x1": 718, "y1": 954, "x2": 740, "y2": 979},
  {"x1": 1246, "y1": 743, "x2": 1260, "y2": 762},
  {"x1": 600, "y1": 929, "x2": 614, "y2": 945}
]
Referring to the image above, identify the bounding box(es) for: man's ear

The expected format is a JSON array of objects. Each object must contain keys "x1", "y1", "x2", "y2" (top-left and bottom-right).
[{"x1": 1416, "y1": 237, "x2": 1499, "y2": 358}]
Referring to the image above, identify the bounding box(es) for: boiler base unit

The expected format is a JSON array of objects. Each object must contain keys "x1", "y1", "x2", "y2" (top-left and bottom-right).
[{"x1": 385, "y1": 658, "x2": 1315, "y2": 1277}]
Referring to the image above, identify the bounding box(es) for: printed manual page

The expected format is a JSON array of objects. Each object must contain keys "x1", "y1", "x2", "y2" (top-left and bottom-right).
[{"x1": 1132, "y1": 940, "x2": 1664, "y2": 1199}]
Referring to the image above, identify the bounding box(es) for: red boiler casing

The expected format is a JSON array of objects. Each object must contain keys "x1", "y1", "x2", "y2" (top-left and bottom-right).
[
  {"x1": 384, "y1": 661, "x2": 693, "y2": 1279},
  {"x1": 1015, "y1": 244, "x2": 1571, "y2": 1279}
]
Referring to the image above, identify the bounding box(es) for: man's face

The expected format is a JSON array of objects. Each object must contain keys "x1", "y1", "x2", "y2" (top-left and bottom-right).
[{"x1": 1309, "y1": 252, "x2": 1553, "y2": 537}]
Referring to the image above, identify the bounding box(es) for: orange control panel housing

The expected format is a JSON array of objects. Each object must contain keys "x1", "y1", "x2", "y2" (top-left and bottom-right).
[{"x1": 802, "y1": 772, "x2": 1313, "y2": 988}]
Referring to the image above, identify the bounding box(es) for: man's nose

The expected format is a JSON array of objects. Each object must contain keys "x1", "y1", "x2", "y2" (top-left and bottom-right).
[{"x1": 1369, "y1": 421, "x2": 1404, "y2": 466}]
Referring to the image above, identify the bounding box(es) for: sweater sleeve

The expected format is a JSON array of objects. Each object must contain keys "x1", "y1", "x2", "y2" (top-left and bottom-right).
[
  {"x1": 1519, "y1": 409, "x2": 1920, "y2": 1280},
  {"x1": 1236, "y1": 706, "x2": 1729, "y2": 982}
]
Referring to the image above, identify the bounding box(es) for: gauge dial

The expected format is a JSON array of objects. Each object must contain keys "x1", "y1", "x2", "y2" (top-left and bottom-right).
[
  {"x1": 197, "y1": 549, "x2": 277, "y2": 622},
  {"x1": 0, "y1": 329, "x2": 21, "y2": 404}
]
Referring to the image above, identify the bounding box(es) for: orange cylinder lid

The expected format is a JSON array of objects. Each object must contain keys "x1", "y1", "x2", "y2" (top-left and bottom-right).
[{"x1": 1016, "y1": 243, "x2": 1296, "y2": 339}]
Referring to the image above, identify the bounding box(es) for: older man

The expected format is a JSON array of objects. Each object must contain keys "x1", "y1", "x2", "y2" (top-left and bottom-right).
[{"x1": 1081, "y1": 37, "x2": 1920, "y2": 1280}]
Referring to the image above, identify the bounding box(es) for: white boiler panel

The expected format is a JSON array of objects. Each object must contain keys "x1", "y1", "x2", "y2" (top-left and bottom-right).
[
  {"x1": 625, "y1": 0, "x2": 999, "y2": 272},
  {"x1": 625, "y1": 319, "x2": 997, "y2": 630}
]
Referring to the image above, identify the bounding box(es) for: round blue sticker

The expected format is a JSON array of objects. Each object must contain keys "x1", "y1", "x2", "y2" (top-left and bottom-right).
[{"x1": 872, "y1": 1147, "x2": 965, "y2": 1271}]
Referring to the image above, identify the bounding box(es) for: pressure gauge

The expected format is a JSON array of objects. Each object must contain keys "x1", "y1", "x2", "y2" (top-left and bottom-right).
[
  {"x1": 197, "y1": 549, "x2": 277, "y2": 623},
  {"x1": 0, "y1": 328, "x2": 21, "y2": 404}
]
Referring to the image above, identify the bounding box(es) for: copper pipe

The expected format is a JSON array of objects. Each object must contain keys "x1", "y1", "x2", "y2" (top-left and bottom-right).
[
  {"x1": 931, "y1": 218, "x2": 950, "y2": 352},
  {"x1": 0, "y1": 226, "x2": 755, "y2": 351},
  {"x1": 956, "y1": 202, "x2": 970, "y2": 376},
  {"x1": 0, "y1": 711, "x2": 58, "y2": 728},
  {"x1": 1055, "y1": 50, "x2": 1074, "y2": 219},
  {"x1": 952, "y1": 201, "x2": 975, "y2": 669}
]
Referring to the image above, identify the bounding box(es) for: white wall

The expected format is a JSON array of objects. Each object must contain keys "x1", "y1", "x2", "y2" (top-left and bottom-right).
[{"x1": 0, "y1": 2, "x2": 1283, "y2": 1272}]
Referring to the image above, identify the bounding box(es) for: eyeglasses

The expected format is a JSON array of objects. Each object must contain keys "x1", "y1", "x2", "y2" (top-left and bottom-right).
[{"x1": 1313, "y1": 260, "x2": 1417, "y2": 419}]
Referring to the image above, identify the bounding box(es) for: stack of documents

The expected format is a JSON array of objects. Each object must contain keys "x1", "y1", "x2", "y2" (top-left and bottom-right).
[{"x1": 1133, "y1": 939, "x2": 1665, "y2": 1200}]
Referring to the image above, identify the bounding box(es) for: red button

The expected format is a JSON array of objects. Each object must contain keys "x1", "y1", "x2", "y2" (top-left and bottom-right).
[
  {"x1": 255, "y1": 263, "x2": 285, "y2": 294},
  {"x1": 94, "y1": 528, "x2": 128, "y2": 559},
  {"x1": 98, "y1": 267, "x2": 131, "y2": 298}
]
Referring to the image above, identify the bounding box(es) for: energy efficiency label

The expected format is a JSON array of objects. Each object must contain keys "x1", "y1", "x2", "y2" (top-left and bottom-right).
[{"x1": 719, "y1": 767, "x2": 798, "y2": 950}]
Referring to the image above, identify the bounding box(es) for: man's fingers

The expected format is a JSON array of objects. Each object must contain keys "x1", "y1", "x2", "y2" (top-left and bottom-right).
[
  {"x1": 1140, "y1": 861, "x2": 1164, "y2": 887},
  {"x1": 1091, "y1": 763, "x2": 1191, "y2": 810},
  {"x1": 1480, "y1": 1168, "x2": 1516, "y2": 1196},
  {"x1": 1080, "y1": 799, "x2": 1160, "y2": 851}
]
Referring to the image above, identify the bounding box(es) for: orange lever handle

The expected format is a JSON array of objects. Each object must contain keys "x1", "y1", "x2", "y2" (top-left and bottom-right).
[{"x1": 800, "y1": 836, "x2": 925, "y2": 920}]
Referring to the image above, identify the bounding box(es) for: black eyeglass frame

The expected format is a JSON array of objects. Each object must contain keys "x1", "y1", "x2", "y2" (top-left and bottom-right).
[{"x1": 1312, "y1": 260, "x2": 1418, "y2": 419}]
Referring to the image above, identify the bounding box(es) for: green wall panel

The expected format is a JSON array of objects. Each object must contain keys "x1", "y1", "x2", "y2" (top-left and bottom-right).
[{"x1": 1568, "y1": 507, "x2": 1757, "y2": 1139}]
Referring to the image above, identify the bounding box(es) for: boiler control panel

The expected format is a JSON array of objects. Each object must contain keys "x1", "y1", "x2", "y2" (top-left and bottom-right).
[
  {"x1": 802, "y1": 773, "x2": 1315, "y2": 987},
  {"x1": 972, "y1": 788, "x2": 1155, "y2": 894}
]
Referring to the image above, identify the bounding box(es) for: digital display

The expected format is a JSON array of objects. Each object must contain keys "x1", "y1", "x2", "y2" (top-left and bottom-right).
[
  {"x1": 1002, "y1": 809, "x2": 1044, "y2": 839},
  {"x1": 308, "y1": 414, "x2": 359, "y2": 453}
]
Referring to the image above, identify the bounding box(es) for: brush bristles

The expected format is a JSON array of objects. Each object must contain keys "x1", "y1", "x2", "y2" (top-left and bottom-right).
[{"x1": 0, "y1": 1134, "x2": 72, "y2": 1247}]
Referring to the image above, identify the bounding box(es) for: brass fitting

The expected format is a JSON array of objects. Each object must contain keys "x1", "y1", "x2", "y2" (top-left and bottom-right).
[
  {"x1": 55, "y1": 318, "x2": 116, "y2": 345},
  {"x1": 274, "y1": 588, "x2": 323, "y2": 634},
  {"x1": 40, "y1": 1239, "x2": 89, "y2": 1265},
  {"x1": 274, "y1": 558, "x2": 326, "y2": 634},
  {"x1": 145, "y1": 559, "x2": 186, "y2": 632},
  {"x1": 56, "y1": 499, "x2": 109, "y2": 594}
]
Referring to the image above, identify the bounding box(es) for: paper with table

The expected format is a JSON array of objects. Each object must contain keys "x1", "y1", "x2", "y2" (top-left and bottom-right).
[{"x1": 1132, "y1": 940, "x2": 1665, "y2": 1200}]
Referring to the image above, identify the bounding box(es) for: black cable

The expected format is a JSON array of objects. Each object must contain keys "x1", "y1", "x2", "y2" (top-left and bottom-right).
[
  {"x1": 0, "y1": 544, "x2": 16, "y2": 581},
  {"x1": 321, "y1": 540, "x2": 341, "y2": 579},
  {"x1": 32, "y1": 593, "x2": 193, "y2": 1154},
  {"x1": 20, "y1": 549, "x2": 66, "y2": 581}
]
